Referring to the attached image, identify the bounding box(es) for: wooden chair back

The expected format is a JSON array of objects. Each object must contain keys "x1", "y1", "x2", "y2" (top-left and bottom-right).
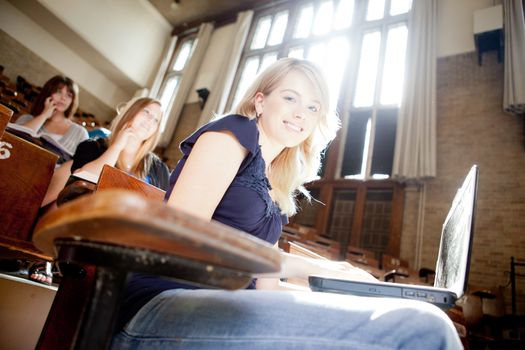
[
  {"x1": 0, "y1": 105, "x2": 58, "y2": 242},
  {"x1": 0, "y1": 103, "x2": 12, "y2": 138},
  {"x1": 96, "y1": 164, "x2": 165, "y2": 201}
]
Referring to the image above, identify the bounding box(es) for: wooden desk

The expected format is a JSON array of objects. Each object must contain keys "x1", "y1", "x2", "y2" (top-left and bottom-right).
[{"x1": 32, "y1": 190, "x2": 281, "y2": 349}]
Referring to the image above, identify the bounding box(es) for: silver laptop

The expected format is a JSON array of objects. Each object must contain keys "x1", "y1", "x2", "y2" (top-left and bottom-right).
[{"x1": 309, "y1": 165, "x2": 478, "y2": 309}]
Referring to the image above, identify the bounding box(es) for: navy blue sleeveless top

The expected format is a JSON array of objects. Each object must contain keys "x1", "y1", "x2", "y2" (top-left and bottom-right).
[{"x1": 117, "y1": 115, "x2": 287, "y2": 330}]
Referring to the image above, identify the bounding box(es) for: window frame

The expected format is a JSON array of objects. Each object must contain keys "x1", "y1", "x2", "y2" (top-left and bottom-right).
[{"x1": 156, "y1": 34, "x2": 197, "y2": 134}]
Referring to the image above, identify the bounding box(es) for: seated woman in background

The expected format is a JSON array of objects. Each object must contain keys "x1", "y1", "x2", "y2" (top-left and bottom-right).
[
  {"x1": 15, "y1": 75, "x2": 88, "y2": 162},
  {"x1": 33, "y1": 97, "x2": 169, "y2": 285},
  {"x1": 110, "y1": 58, "x2": 462, "y2": 349},
  {"x1": 42, "y1": 96, "x2": 170, "y2": 208}
]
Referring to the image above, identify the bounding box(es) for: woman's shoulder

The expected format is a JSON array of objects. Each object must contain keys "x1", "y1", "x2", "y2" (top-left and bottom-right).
[
  {"x1": 68, "y1": 122, "x2": 89, "y2": 138},
  {"x1": 183, "y1": 114, "x2": 258, "y2": 154},
  {"x1": 14, "y1": 114, "x2": 34, "y2": 125}
]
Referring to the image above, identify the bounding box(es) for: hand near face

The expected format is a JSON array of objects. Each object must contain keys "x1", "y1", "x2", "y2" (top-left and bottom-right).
[
  {"x1": 42, "y1": 96, "x2": 57, "y2": 119},
  {"x1": 114, "y1": 126, "x2": 139, "y2": 150}
]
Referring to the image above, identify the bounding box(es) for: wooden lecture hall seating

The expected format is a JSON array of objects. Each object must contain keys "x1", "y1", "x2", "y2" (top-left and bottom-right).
[{"x1": 0, "y1": 103, "x2": 57, "y2": 262}]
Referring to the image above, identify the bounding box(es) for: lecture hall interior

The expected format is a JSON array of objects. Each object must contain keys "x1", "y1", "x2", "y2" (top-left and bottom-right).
[{"x1": 0, "y1": 0, "x2": 524, "y2": 349}]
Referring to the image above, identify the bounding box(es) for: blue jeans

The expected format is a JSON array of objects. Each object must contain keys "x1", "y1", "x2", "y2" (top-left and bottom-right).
[{"x1": 111, "y1": 289, "x2": 462, "y2": 350}]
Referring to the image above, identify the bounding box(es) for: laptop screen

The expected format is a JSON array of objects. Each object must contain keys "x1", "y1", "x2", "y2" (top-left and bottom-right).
[{"x1": 434, "y1": 165, "x2": 478, "y2": 297}]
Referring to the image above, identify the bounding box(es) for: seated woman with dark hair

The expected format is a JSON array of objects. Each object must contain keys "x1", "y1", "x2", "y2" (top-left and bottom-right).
[{"x1": 15, "y1": 75, "x2": 88, "y2": 162}]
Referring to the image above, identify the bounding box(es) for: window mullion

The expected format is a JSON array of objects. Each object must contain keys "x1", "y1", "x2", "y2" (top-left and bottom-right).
[{"x1": 365, "y1": 109, "x2": 377, "y2": 179}]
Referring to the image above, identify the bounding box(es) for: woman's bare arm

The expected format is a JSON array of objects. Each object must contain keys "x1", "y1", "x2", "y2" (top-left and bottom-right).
[{"x1": 167, "y1": 131, "x2": 247, "y2": 220}]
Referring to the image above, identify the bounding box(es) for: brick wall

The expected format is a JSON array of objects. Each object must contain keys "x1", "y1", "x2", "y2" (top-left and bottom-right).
[
  {"x1": 402, "y1": 52, "x2": 525, "y2": 314},
  {"x1": 0, "y1": 30, "x2": 114, "y2": 122}
]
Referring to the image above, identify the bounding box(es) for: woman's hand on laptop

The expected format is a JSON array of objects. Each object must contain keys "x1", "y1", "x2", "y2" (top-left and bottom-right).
[{"x1": 311, "y1": 259, "x2": 378, "y2": 282}]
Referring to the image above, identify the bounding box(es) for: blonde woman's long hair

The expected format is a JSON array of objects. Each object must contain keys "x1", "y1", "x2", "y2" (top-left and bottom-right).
[
  {"x1": 235, "y1": 58, "x2": 340, "y2": 216},
  {"x1": 109, "y1": 97, "x2": 163, "y2": 179}
]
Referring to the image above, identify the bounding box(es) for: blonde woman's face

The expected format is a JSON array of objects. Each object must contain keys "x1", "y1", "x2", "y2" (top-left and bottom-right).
[
  {"x1": 129, "y1": 103, "x2": 161, "y2": 141},
  {"x1": 255, "y1": 70, "x2": 321, "y2": 148}
]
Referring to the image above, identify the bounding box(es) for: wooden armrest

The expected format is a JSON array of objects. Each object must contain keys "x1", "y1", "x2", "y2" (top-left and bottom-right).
[
  {"x1": 33, "y1": 190, "x2": 281, "y2": 288},
  {"x1": 56, "y1": 179, "x2": 97, "y2": 206}
]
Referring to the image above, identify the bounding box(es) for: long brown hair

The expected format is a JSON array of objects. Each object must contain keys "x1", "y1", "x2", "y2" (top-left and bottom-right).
[
  {"x1": 235, "y1": 58, "x2": 340, "y2": 215},
  {"x1": 109, "y1": 97, "x2": 163, "y2": 179},
  {"x1": 30, "y1": 75, "x2": 79, "y2": 119}
]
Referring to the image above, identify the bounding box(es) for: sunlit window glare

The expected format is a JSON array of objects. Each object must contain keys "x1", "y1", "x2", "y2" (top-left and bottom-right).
[
  {"x1": 307, "y1": 42, "x2": 325, "y2": 65},
  {"x1": 390, "y1": 0, "x2": 412, "y2": 16},
  {"x1": 324, "y1": 37, "x2": 350, "y2": 108},
  {"x1": 159, "y1": 77, "x2": 179, "y2": 131},
  {"x1": 260, "y1": 52, "x2": 278, "y2": 73},
  {"x1": 334, "y1": 0, "x2": 354, "y2": 30},
  {"x1": 366, "y1": 0, "x2": 385, "y2": 21},
  {"x1": 353, "y1": 31, "x2": 381, "y2": 107},
  {"x1": 380, "y1": 25, "x2": 408, "y2": 106},
  {"x1": 372, "y1": 174, "x2": 390, "y2": 179},
  {"x1": 360, "y1": 118, "x2": 372, "y2": 179},
  {"x1": 294, "y1": 5, "x2": 314, "y2": 38},
  {"x1": 251, "y1": 16, "x2": 272, "y2": 49},
  {"x1": 268, "y1": 11, "x2": 289, "y2": 46},
  {"x1": 172, "y1": 40, "x2": 194, "y2": 71},
  {"x1": 232, "y1": 57, "x2": 259, "y2": 108},
  {"x1": 288, "y1": 47, "x2": 304, "y2": 59},
  {"x1": 313, "y1": 1, "x2": 333, "y2": 36}
]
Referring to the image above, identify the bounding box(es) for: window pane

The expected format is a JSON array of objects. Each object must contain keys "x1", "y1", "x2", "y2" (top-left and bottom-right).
[
  {"x1": 251, "y1": 16, "x2": 272, "y2": 49},
  {"x1": 313, "y1": 1, "x2": 334, "y2": 36},
  {"x1": 390, "y1": 0, "x2": 412, "y2": 16},
  {"x1": 334, "y1": 0, "x2": 355, "y2": 30},
  {"x1": 259, "y1": 52, "x2": 278, "y2": 73},
  {"x1": 370, "y1": 109, "x2": 397, "y2": 177},
  {"x1": 380, "y1": 25, "x2": 408, "y2": 106},
  {"x1": 268, "y1": 11, "x2": 289, "y2": 46},
  {"x1": 159, "y1": 76, "x2": 180, "y2": 132},
  {"x1": 288, "y1": 47, "x2": 304, "y2": 59},
  {"x1": 307, "y1": 42, "x2": 325, "y2": 66},
  {"x1": 324, "y1": 36, "x2": 350, "y2": 107},
  {"x1": 342, "y1": 110, "x2": 371, "y2": 178},
  {"x1": 159, "y1": 76, "x2": 179, "y2": 113},
  {"x1": 172, "y1": 40, "x2": 194, "y2": 71},
  {"x1": 353, "y1": 31, "x2": 381, "y2": 108},
  {"x1": 361, "y1": 189, "x2": 393, "y2": 254},
  {"x1": 366, "y1": 0, "x2": 385, "y2": 21},
  {"x1": 294, "y1": 4, "x2": 314, "y2": 38},
  {"x1": 232, "y1": 57, "x2": 260, "y2": 109}
]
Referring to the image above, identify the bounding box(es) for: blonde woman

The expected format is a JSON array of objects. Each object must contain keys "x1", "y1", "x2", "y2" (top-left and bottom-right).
[
  {"x1": 70, "y1": 97, "x2": 169, "y2": 189},
  {"x1": 42, "y1": 97, "x2": 169, "y2": 208},
  {"x1": 111, "y1": 59, "x2": 461, "y2": 349}
]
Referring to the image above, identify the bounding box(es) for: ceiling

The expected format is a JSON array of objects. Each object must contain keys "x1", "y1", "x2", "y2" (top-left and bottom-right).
[{"x1": 148, "y1": 0, "x2": 265, "y2": 31}]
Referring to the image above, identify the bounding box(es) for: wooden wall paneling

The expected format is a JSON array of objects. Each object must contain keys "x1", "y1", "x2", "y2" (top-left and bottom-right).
[
  {"x1": 349, "y1": 183, "x2": 367, "y2": 248},
  {"x1": 387, "y1": 182, "x2": 404, "y2": 256},
  {"x1": 315, "y1": 183, "x2": 333, "y2": 236}
]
